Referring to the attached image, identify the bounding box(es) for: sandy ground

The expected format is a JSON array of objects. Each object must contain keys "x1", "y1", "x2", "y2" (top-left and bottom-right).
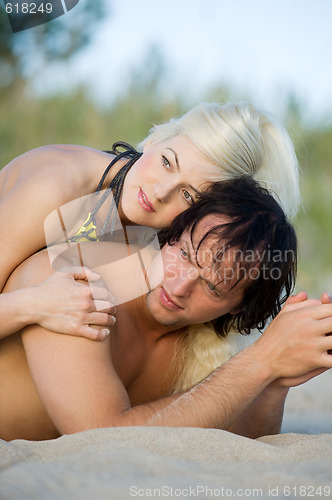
[
  {"x1": 1, "y1": 370, "x2": 331, "y2": 500},
  {"x1": 282, "y1": 369, "x2": 332, "y2": 434}
]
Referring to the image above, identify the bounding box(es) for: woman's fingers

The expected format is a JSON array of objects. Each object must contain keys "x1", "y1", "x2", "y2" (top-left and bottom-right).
[
  {"x1": 92, "y1": 300, "x2": 116, "y2": 314},
  {"x1": 89, "y1": 284, "x2": 114, "y2": 301},
  {"x1": 88, "y1": 284, "x2": 116, "y2": 315},
  {"x1": 60, "y1": 265, "x2": 101, "y2": 282},
  {"x1": 36, "y1": 269, "x2": 117, "y2": 339},
  {"x1": 88, "y1": 311, "x2": 116, "y2": 327},
  {"x1": 75, "y1": 325, "x2": 111, "y2": 341}
]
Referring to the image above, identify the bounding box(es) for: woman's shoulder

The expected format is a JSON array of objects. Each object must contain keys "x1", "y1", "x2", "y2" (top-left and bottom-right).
[
  {"x1": 1, "y1": 144, "x2": 112, "y2": 201},
  {"x1": 33, "y1": 144, "x2": 106, "y2": 161},
  {"x1": 9, "y1": 144, "x2": 107, "y2": 175}
]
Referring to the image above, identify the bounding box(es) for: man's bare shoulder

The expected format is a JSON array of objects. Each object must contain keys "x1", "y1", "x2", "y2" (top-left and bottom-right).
[{"x1": 5, "y1": 250, "x2": 52, "y2": 293}]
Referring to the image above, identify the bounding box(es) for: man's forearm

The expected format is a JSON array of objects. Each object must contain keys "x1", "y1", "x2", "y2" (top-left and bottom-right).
[
  {"x1": 225, "y1": 383, "x2": 289, "y2": 438},
  {"x1": 59, "y1": 342, "x2": 274, "y2": 434}
]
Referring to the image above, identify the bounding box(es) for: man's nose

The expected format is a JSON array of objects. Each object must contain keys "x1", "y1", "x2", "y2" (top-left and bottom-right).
[
  {"x1": 153, "y1": 180, "x2": 177, "y2": 203},
  {"x1": 170, "y1": 265, "x2": 196, "y2": 298}
]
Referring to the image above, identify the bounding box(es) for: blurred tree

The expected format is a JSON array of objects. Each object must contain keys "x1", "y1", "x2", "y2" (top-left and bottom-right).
[
  {"x1": 107, "y1": 45, "x2": 189, "y2": 144},
  {"x1": 0, "y1": 1, "x2": 107, "y2": 89}
]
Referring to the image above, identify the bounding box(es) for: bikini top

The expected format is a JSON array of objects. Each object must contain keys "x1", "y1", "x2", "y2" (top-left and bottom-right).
[{"x1": 68, "y1": 142, "x2": 142, "y2": 243}]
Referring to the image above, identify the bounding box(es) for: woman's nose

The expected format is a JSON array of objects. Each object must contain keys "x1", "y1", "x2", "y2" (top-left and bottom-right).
[{"x1": 154, "y1": 180, "x2": 177, "y2": 203}]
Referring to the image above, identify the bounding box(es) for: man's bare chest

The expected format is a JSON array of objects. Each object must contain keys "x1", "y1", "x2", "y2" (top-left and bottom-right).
[{"x1": 109, "y1": 328, "x2": 180, "y2": 405}]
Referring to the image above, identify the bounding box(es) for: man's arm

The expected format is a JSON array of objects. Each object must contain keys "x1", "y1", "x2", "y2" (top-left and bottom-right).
[
  {"x1": 22, "y1": 326, "x2": 274, "y2": 433},
  {"x1": 226, "y1": 383, "x2": 289, "y2": 438},
  {"x1": 226, "y1": 292, "x2": 331, "y2": 438},
  {"x1": 21, "y1": 298, "x2": 332, "y2": 436}
]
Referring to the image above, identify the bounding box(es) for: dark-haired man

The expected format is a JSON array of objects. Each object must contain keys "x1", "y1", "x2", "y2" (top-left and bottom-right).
[{"x1": 1, "y1": 178, "x2": 331, "y2": 441}]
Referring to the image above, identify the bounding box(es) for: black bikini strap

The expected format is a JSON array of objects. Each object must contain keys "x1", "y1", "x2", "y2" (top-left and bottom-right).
[
  {"x1": 91, "y1": 142, "x2": 142, "y2": 235},
  {"x1": 97, "y1": 141, "x2": 142, "y2": 193}
]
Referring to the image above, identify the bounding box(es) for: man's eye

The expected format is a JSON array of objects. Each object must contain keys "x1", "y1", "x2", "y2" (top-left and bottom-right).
[
  {"x1": 180, "y1": 248, "x2": 188, "y2": 260},
  {"x1": 183, "y1": 190, "x2": 194, "y2": 205},
  {"x1": 206, "y1": 281, "x2": 219, "y2": 295}
]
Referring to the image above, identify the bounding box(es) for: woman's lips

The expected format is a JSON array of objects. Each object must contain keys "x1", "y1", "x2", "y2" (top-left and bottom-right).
[
  {"x1": 159, "y1": 287, "x2": 182, "y2": 311},
  {"x1": 138, "y1": 188, "x2": 155, "y2": 212}
]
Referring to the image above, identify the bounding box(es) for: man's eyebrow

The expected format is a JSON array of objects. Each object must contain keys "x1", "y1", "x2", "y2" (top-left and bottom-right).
[
  {"x1": 180, "y1": 238, "x2": 196, "y2": 265},
  {"x1": 189, "y1": 185, "x2": 201, "y2": 198},
  {"x1": 166, "y1": 148, "x2": 180, "y2": 171}
]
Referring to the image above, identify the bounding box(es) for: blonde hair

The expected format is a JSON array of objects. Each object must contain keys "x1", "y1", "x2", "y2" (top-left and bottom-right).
[
  {"x1": 139, "y1": 102, "x2": 300, "y2": 220},
  {"x1": 169, "y1": 326, "x2": 261, "y2": 394}
]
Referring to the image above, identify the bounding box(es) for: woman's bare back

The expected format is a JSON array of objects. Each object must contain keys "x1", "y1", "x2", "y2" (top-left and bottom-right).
[{"x1": 0, "y1": 145, "x2": 119, "y2": 291}]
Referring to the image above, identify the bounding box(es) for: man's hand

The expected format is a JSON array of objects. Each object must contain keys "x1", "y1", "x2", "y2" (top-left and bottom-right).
[
  {"x1": 256, "y1": 290, "x2": 332, "y2": 382},
  {"x1": 30, "y1": 267, "x2": 116, "y2": 340},
  {"x1": 285, "y1": 290, "x2": 331, "y2": 307},
  {"x1": 271, "y1": 291, "x2": 332, "y2": 388}
]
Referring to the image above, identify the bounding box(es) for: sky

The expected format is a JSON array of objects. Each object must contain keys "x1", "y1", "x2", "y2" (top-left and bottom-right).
[{"x1": 34, "y1": 0, "x2": 332, "y2": 122}]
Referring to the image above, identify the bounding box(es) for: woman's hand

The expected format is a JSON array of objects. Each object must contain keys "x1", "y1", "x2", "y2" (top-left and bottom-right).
[{"x1": 30, "y1": 267, "x2": 116, "y2": 340}]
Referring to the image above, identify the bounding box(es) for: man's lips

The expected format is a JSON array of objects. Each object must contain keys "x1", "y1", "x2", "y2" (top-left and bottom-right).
[
  {"x1": 159, "y1": 287, "x2": 183, "y2": 311},
  {"x1": 138, "y1": 188, "x2": 155, "y2": 212}
]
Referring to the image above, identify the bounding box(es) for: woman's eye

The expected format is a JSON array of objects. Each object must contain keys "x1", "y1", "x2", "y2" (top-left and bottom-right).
[
  {"x1": 183, "y1": 190, "x2": 194, "y2": 205},
  {"x1": 162, "y1": 156, "x2": 171, "y2": 170}
]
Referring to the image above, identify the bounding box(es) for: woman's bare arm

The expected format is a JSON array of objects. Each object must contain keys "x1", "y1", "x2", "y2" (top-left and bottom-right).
[
  {"x1": 0, "y1": 146, "x2": 115, "y2": 339},
  {"x1": 2, "y1": 267, "x2": 115, "y2": 340}
]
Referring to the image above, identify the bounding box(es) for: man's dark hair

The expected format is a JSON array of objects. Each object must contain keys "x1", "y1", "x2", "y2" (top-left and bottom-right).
[{"x1": 164, "y1": 176, "x2": 297, "y2": 337}]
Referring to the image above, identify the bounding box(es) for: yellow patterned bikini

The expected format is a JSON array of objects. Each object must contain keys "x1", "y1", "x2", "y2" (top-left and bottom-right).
[{"x1": 68, "y1": 142, "x2": 142, "y2": 243}]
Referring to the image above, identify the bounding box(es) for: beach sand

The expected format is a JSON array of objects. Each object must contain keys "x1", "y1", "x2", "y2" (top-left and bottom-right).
[
  {"x1": 283, "y1": 369, "x2": 332, "y2": 435},
  {"x1": 1, "y1": 370, "x2": 332, "y2": 500}
]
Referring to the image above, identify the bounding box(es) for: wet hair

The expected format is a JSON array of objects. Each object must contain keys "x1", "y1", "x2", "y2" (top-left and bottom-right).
[
  {"x1": 164, "y1": 176, "x2": 297, "y2": 337},
  {"x1": 138, "y1": 102, "x2": 300, "y2": 220}
]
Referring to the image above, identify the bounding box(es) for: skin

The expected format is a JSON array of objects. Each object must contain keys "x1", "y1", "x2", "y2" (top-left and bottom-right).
[
  {"x1": 1, "y1": 216, "x2": 331, "y2": 441},
  {"x1": 119, "y1": 135, "x2": 218, "y2": 227},
  {"x1": 0, "y1": 137, "x2": 218, "y2": 340}
]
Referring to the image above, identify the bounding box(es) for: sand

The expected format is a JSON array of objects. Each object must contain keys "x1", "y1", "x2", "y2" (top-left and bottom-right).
[
  {"x1": 1, "y1": 370, "x2": 332, "y2": 500},
  {"x1": 1, "y1": 428, "x2": 332, "y2": 499}
]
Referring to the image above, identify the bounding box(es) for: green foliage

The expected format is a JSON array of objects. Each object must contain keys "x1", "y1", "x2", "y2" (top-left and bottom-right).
[
  {"x1": 293, "y1": 126, "x2": 332, "y2": 296},
  {"x1": 0, "y1": 1, "x2": 106, "y2": 89}
]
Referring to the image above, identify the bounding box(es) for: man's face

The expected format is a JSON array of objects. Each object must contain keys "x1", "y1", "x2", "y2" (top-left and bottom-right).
[{"x1": 146, "y1": 215, "x2": 246, "y2": 328}]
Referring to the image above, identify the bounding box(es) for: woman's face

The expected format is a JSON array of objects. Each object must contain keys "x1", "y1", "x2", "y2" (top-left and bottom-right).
[{"x1": 119, "y1": 135, "x2": 220, "y2": 228}]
